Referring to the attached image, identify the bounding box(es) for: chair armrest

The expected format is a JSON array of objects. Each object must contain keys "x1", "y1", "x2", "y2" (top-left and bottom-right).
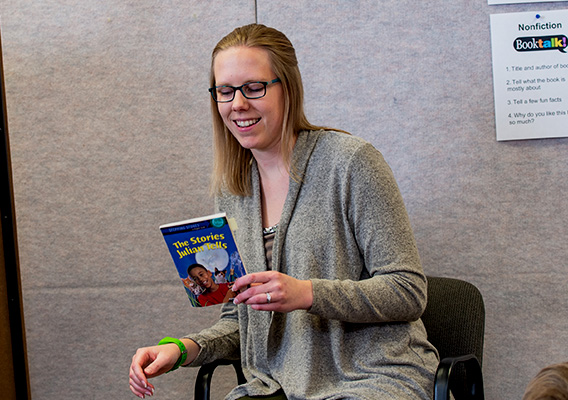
[
  {"x1": 434, "y1": 354, "x2": 484, "y2": 400},
  {"x1": 194, "y1": 359, "x2": 246, "y2": 400}
]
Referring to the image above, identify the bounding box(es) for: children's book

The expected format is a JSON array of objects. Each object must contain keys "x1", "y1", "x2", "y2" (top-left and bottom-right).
[{"x1": 160, "y1": 213, "x2": 246, "y2": 307}]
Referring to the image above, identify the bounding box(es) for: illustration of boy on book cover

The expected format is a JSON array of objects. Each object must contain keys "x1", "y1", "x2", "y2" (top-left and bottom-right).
[{"x1": 160, "y1": 214, "x2": 246, "y2": 307}]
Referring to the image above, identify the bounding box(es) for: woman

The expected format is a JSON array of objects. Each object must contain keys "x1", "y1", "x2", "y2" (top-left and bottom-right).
[{"x1": 129, "y1": 24, "x2": 438, "y2": 399}]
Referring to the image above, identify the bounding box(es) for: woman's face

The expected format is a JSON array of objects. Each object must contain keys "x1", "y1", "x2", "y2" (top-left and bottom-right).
[{"x1": 213, "y1": 46, "x2": 285, "y2": 155}]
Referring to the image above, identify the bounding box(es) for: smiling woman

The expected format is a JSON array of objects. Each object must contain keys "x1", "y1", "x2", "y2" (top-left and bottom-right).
[
  {"x1": 207, "y1": 24, "x2": 332, "y2": 198},
  {"x1": 213, "y1": 45, "x2": 286, "y2": 157},
  {"x1": 129, "y1": 23, "x2": 439, "y2": 400}
]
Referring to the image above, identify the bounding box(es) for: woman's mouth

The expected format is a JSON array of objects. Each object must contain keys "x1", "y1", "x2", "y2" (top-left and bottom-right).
[{"x1": 235, "y1": 118, "x2": 260, "y2": 128}]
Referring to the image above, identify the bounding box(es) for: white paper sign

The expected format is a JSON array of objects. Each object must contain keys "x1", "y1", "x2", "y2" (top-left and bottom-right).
[
  {"x1": 489, "y1": 0, "x2": 565, "y2": 5},
  {"x1": 490, "y1": 10, "x2": 568, "y2": 141}
]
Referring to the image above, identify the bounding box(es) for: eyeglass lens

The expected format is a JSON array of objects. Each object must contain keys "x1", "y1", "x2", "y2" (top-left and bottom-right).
[{"x1": 215, "y1": 82, "x2": 267, "y2": 102}]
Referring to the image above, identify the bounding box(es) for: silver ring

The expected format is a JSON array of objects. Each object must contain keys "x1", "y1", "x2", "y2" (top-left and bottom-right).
[{"x1": 266, "y1": 292, "x2": 272, "y2": 304}]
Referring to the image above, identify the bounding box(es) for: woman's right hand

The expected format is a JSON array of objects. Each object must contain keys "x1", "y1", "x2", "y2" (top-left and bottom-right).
[{"x1": 129, "y1": 339, "x2": 200, "y2": 398}]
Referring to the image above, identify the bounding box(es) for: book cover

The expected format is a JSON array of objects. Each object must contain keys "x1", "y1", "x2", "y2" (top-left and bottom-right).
[{"x1": 160, "y1": 212, "x2": 246, "y2": 307}]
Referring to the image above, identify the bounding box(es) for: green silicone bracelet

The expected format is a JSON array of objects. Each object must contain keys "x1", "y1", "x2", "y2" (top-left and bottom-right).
[{"x1": 158, "y1": 337, "x2": 188, "y2": 373}]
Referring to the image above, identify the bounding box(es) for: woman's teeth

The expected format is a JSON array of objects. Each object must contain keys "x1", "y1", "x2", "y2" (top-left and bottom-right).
[{"x1": 236, "y1": 119, "x2": 260, "y2": 127}]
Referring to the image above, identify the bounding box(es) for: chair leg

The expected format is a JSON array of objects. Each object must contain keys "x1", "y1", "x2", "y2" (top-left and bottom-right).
[
  {"x1": 434, "y1": 355, "x2": 484, "y2": 400},
  {"x1": 194, "y1": 359, "x2": 246, "y2": 400}
]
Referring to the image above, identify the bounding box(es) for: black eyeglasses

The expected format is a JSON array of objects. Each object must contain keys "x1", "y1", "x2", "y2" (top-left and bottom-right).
[{"x1": 208, "y1": 78, "x2": 281, "y2": 103}]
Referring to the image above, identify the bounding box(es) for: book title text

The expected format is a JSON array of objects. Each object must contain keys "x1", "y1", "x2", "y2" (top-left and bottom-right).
[{"x1": 172, "y1": 233, "x2": 227, "y2": 259}]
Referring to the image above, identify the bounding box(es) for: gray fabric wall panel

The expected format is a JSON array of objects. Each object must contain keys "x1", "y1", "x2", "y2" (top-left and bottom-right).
[
  {"x1": 0, "y1": 0, "x2": 567, "y2": 399},
  {"x1": 259, "y1": 2, "x2": 568, "y2": 400},
  {"x1": 0, "y1": 1, "x2": 254, "y2": 399}
]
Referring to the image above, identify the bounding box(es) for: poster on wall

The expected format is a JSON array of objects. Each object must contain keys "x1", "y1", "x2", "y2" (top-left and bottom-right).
[
  {"x1": 489, "y1": 0, "x2": 565, "y2": 5},
  {"x1": 490, "y1": 10, "x2": 568, "y2": 141}
]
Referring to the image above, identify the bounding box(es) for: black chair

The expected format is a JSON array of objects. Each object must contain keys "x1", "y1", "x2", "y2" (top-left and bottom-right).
[
  {"x1": 195, "y1": 276, "x2": 485, "y2": 400},
  {"x1": 422, "y1": 276, "x2": 485, "y2": 400}
]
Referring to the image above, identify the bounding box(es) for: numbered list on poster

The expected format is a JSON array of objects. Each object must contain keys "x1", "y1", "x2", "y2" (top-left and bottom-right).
[{"x1": 491, "y1": 10, "x2": 568, "y2": 140}]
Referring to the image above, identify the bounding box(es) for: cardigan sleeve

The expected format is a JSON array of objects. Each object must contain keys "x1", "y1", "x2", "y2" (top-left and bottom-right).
[
  {"x1": 182, "y1": 302, "x2": 241, "y2": 366},
  {"x1": 308, "y1": 142, "x2": 427, "y2": 323}
]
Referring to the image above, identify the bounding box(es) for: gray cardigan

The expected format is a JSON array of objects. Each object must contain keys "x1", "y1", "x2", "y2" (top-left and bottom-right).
[{"x1": 186, "y1": 130, "x2": 438, "y2": 400}]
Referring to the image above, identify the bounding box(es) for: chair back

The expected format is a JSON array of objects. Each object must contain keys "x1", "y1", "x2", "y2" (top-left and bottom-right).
[
  {"x1": 422, "y1": 276, "x2": 485, "y2": 364},
  {"x1": 422, "y1": 276, "x2": 485, "y2": 399}
]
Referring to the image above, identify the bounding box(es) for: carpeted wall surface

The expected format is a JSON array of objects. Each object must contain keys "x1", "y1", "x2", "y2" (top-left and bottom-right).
[{"x1": 0, "y1": 1, "x2": 567, "y2": 399}]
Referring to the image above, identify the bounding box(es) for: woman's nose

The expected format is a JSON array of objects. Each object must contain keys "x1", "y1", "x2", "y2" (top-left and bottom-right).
[{"x1": 231, "y1": 90, "x2": 249, "y2": 110}]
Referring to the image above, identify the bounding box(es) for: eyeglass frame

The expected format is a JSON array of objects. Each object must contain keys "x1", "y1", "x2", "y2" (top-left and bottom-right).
[{"x1": 208, "y1": 78, "x2": 281, "y2": 103}]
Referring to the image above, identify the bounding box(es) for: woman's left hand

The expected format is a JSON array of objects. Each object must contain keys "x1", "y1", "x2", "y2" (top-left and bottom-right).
[{"x1": 231, "y1": 271, "x2": 313, "y2": 312}]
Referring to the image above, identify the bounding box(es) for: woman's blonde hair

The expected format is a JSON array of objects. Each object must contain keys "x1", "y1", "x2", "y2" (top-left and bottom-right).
[
  {"x1": 209, "y1": 24, "x2": 333, "y2": 196},
  {"x1": 523, "y1": 362, "x2": 568, "y2": 400}
]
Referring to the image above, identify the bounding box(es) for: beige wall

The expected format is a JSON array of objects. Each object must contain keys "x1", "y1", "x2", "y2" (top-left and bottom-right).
[{"x1": 0, "y1": 1, "x2": 567, "y2": 399}]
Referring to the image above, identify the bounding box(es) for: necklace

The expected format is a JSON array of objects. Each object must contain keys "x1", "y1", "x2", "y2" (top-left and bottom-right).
[{"x1": 263, "y1": 224, "x2": 278, "y2": 235}]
